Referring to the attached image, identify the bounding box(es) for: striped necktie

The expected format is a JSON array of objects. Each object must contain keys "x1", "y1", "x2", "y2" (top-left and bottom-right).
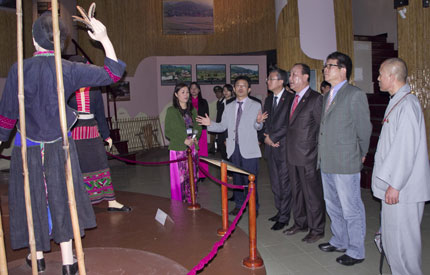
[
  {"x1": 325, "y1": 88, "x2": 334, "y2": 113},
  {"x1": 235, "y1": 101, "x2": 243, "y2": 144}
]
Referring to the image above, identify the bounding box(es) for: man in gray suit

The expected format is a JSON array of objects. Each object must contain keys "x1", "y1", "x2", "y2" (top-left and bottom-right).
[
  {"x1": 317, "y1": 52, "x2": 372, "y2": 266},
  {"x1": 372, "y1": 58, "x2": 430, "y2": 275},
  {"x1": 197, "y1": 75, "x2": 267, "y2": 215}
]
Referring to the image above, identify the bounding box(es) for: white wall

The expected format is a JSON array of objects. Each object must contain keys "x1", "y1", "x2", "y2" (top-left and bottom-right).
[
  {"x1": 352, "y1": 0, "x2": 398, "y2": 49},
  {"x1": 353, "y1": 41, "x2": 373, "y2": 94}
]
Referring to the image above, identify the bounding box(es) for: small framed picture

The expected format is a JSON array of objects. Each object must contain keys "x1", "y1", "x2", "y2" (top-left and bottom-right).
[
  {"x1": 163, "y1": 0, "x2": 214, "y2": 34},
  {"x1": 230, "y1": 64, "x2": 259, "y2": 84},
  {"x1": 196, "y1": 64, "x2": 226, "y2": 85},
  {"x1": 161, "y1": 64, "x2": 192, "y2": 86},
  {"x1": 108, "y1": 81, "x2": 130, "y2": 101}
]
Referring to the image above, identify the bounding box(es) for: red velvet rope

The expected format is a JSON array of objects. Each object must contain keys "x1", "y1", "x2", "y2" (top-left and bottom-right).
[
  {"x1": 198, "y1": 164, "x2": 245, "y2": 190},
  {"x1": 106, "y1": 152, "x2": 187, "y2": 165},
  {"x1": 187, "y1": 186, "x2": 253, "y2": 275},
  {"x1": 0, "y1": 154, "x2": 11, "y2": 160}
]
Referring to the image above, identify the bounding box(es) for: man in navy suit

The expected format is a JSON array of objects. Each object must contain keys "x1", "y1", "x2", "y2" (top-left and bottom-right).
[{"x1": 263, "y1": 67, "x2": 294, "y2": 230}]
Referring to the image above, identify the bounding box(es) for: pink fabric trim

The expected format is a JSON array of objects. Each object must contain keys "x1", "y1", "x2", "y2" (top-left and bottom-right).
[
  {"x1": 84, "y1": 171, "x2": 111, "y2": 181},
  {"x1": 198, "y1": 129, "x2": 208, "y2": 178},
  {"x1": 104, "y1": 65, "x2": 121, "y2": 82},
  {"x1": 0, "y1": 114, "x2": 16, "y2": 129},
  {"x1": 71, "y1": 126, "x2": 99, "y2": 140},
  {"x1": 76, "y1": 87, "x2": 91, "y2": 113}
]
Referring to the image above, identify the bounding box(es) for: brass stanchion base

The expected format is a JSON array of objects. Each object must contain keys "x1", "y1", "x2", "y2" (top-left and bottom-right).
[
  {"x1": 187, "y1": 203, "x2": 201, "y2": 210},
  {"x1": 242, "y1": 256, "x2": 264, "y2": 269},
  {"x1": 217, "y1": 228, "x2": 227, "y2": 236}
]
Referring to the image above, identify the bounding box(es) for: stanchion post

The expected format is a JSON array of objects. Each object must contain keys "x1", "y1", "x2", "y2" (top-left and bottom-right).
[
  {"x1": 217, "y1": 161, "x2": 228, "y2": 236},
  {"x1": 0, "y1": 209, "x2": 7, "y2": 275},
  {"x1": 243, "y1": 174, "x2": 264, "y2": 269},
  {"x1": 187, "y1": 148, "x2": 201, "y2": 210}
]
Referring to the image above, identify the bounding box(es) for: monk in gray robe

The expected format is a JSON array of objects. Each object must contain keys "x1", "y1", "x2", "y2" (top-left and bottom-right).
[{"x1": 372, "y1": 58, "x2": 430, "y2": 275}]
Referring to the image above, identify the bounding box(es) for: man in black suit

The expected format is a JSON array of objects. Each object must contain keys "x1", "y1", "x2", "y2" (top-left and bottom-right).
[
  {"x1": 283, "y1": 63, "x2": 325, "y2": 243},
  {"x1": 263, "y1": 67, "x2": 294, "y2": 230}
]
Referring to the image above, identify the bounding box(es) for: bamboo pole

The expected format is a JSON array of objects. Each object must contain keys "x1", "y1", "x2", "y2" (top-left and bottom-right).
[
  {"x1": 50, "y1": 1, "x2": 86, "y2": 274},
  {"x1": 16, "y1": 0, "x2": 37, "y2": 274},
  {"x1": 187, "y1": 148, "x2": 201, "y2": 210},
  {"x1": 0, "y1": 208, "x2": 7, "y2": 275},
  {"x1": 242, "y1": 175, "x2": 263, "y2": 269},
  {"x1": 217, "y1": 161, "x2": 228, "y2": 236}
]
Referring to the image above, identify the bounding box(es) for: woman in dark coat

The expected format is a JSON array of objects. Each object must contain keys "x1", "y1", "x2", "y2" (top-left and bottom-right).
[{"x1": 189, "y1": 82, "x2": 209, "y2": 180}]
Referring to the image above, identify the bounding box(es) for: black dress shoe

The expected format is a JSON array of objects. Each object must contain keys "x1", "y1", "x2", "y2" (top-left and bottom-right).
[
  {"x1": 318, "y1": 242, "x2": 346, "y2": 253},
  {"x1": 62, "y1": 261, "x2": 78, "y2": 275},
  {"x1": 283, "y1": 224, "x2": 308, "y2": 235},
  {"x1": 107, "y1": 205, "x2": 132, "y2": 212},
  {"x1": 26, "y1": 254, "x2": 46, "y2": 272},
  {"x1": 302, "y1": 233, "x2": 324, "y2": 243},
  {"x1": 336, "y1": 254, "x2": 364, "y2": 266},
  {"x1": 268, "y1": 214, "x2": 279, "y2": 222},
  {"x1": 271, "y1": 221, "x2": 286, "y2": 231},
  {"x1": 229, "y1": 207, "x2": 240, "y2": 216}
]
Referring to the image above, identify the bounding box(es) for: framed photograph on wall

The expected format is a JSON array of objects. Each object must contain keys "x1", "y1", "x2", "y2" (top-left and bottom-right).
[
  {"x1": 230, "y1": 64, "x2": 259, "y2": 84},
  {"x1": 196, "y1": 64, "x2": 226, "y2": 84},
  {"x1": 108, "y1": 81, "x2": 130, "y2": 102},
  {"x1": 163, "y1": 0, "x2": 214, "y2": 34},
  {"x1": 161, "y1": 64, "x2": 192, "y2": 86}
]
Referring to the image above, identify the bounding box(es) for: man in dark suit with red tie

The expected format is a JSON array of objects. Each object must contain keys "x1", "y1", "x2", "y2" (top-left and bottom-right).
[
  {"x1": 283, "y1": 63, "x2": 325, "y2": 243},
  {"x1": 263, "y1": 67, "x2": 294, "y2": 230}
]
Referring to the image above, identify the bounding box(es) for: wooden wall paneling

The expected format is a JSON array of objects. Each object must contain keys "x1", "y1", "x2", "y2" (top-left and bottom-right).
[
  {"x1": 398, "y1": 1, "x2": 430, "y2": 156},
  {"x1": 0, "y1": 10, "x2": 17, "y2": 76},
  {"x1": 276, "y1": 0, "x2": 354, "y2": 87},
  {"x1": 0, "y1": 1, "x2": 37, "y2": 77},
  {"x1": 76, "y1": 0, "x2": 277, "y2": 76}
]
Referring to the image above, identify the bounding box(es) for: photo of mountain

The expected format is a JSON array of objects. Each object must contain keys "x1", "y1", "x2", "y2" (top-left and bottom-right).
[
  {"x1": 163, "y1": 0, "x2": 214, "y2": 34},
  {"x1": 230, "y1": 65, "x2": 259, "y2": 84}
]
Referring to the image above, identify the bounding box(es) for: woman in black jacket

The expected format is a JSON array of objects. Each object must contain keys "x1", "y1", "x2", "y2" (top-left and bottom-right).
[{"x1": 189, "y1": 82, "x2": 209, "y2": 181}]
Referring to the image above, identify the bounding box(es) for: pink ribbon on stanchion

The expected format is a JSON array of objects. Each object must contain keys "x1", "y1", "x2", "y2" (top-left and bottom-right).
[
  {"x1": 106, "y1": 152, "x2": 187, "y2": 165},
  {"x1": 187, "y1": 186, "x2": 253, "y2": 275}
]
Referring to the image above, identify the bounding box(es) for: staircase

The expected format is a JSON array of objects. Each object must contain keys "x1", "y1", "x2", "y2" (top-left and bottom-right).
[{"x1": 354, "y1": 34, "x2": 397, "y2": 188}]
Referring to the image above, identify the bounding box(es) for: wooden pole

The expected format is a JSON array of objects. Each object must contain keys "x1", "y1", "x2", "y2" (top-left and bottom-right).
[
  {"x1": 16, "y1": 0, "x2": 37, "y2": 274},
  {"x1": 187, "y1": 148, "x2": 201, "y2": 210},
  {"x1": 50, "y1": 1, "x2": 86, "y2": 274},
  {"x1": 0, "y1": 209, "x2": 7, "y2": 275},
  {"x1": 242, "y1": 174, "x2": 263, "y2": 269},
  {"x1": 217, "y1": 161, "x2": 228, "y2": 236}
]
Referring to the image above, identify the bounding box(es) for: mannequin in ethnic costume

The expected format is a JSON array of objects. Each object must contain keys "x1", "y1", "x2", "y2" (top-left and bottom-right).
[
  {"x1": 68, "y1": 57, "x2": 131, "y2": 212},
  {"x1": 0, "y1": 11, "x2": 125, "y2": 275}
]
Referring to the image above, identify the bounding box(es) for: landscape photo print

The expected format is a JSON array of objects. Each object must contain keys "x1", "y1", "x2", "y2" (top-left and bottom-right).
[{"x1": 163, "y1": 0, "x2": 214, "y2": 34}]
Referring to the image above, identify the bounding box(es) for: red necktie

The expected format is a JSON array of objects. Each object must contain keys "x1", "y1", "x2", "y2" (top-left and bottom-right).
[{"x1": 290, "y1": 95, "x2": 299, "y2": 118}]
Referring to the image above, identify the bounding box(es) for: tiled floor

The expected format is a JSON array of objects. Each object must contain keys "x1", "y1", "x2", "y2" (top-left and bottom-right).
[{"x1": 110, "y1": 148, "x2": 430, "y2": 275}]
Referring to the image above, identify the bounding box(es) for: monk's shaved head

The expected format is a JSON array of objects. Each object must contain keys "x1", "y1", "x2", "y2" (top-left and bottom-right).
[{"x1": 381, "y1": 58, "x2": 408, "y2": 83}]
